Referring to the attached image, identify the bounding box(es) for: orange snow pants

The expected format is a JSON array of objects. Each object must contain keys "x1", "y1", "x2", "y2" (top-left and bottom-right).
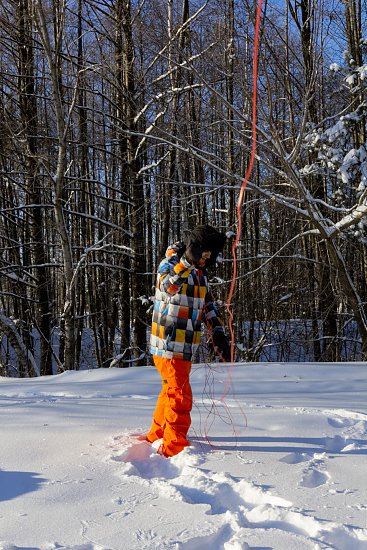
[{"x1": 147, "y1": 355, "x2": 192, "y2": 457}]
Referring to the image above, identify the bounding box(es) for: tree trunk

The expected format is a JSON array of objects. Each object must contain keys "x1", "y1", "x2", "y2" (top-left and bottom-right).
[
  {"x1": 293, "y1": 0, "x2": 339, "y2": 360},
  {"x1": 33, "y1": 0, "x2": 77, "y2": 370},
  {"x1": 18, "y1": 0, "x2": 52, "y2": 375},
  {"x1": 114, "y1": 0, "x2": 132, "y2": 362},
  {"x1": 121, "y1": 0, "x2": 147, "y2": 364},
  {"x1": 0, "y1": 311, "x2": 39, "y2": 376}
]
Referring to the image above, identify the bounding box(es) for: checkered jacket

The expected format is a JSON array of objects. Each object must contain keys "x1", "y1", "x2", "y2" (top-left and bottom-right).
[{"x1": 150, "y1": 242, "x2": 225, "y2": 361}]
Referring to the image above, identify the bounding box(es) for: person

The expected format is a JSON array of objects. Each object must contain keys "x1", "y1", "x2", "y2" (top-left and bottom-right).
[{"x1": 147, "y1": 224, "x2": 230, "y2": 457}]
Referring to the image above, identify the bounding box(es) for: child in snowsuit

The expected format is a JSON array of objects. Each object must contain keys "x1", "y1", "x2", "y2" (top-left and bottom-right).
[{"x1": 147, "y1": 225, "x2": 230, "y2": 457}]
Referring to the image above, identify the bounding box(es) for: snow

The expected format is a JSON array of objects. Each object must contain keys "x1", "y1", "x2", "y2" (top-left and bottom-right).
[
  {"x1": 339, "y1": 148, "x2": 359, "y2": 183},
  {"x1": 329, "y1": 63, "x2": 341, "y2": 72},
  {"x1": 358, "y1": 65, "x2": 367, "y2": 80},
  {"x1": 0, "y1": 362, "x2": 367, "y2": 550},
  {"x1": 345, "y1": 74, "x2": 357, "y2": 86}
]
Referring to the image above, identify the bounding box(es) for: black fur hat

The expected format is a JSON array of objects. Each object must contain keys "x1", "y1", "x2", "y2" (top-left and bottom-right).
[{"x1": 185, "y1": 224, "x2": 226, "y2": 266}]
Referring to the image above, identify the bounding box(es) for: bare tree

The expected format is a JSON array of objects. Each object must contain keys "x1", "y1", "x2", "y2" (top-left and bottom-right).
[
  {"x1": 18, "y1": 0, "x2": 53, "y2": 373},
  {"x1": 32, "y1": 0, "x2": 78, "y2": 370},
  {"x1": 1, "y1": 0, "x2": 367, "y2": 374}
]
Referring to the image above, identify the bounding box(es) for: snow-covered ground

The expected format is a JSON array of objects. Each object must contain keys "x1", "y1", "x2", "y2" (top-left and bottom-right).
[{"x1": 0, "y1": 362, "x2": 366, "y2": 550}]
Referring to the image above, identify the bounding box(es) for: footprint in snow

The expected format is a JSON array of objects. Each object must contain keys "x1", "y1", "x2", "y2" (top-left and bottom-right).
[
  {"x1": 279, "y1": 452, "x2": 312, "y2": 464},
  {"x1": 299, "y1": 468, "x2": 330, "y2": 488},
  {"x1": 111, "y1": 437, "x2": 200, "y2": 480},
  {"x1": 326, "y1": 411, "x2": 367, "y2": 442},
  {"x1": 324, "y1": 434, "x2": 355, "y2": 453},
  {"x1": 327, "y1": 416, "x2": 356, "y2": 429}
]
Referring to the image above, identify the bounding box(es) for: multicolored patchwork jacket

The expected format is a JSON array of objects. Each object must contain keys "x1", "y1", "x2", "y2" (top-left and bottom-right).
[{"x1": 150, "y1": 242, "x2": 225, "y2": 361}]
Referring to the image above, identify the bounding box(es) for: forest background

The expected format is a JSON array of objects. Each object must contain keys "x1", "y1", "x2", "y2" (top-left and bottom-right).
[{"x1": 0, "y1": 0, "x2": 367, "y2": 376}]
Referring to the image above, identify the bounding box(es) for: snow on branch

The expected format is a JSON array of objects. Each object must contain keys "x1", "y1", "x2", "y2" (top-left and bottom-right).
[
  {"x1": 330, "y1": 204, "x2": 367, "y2": 236},
  {"x1": 68, "y1": 234, "x2": 134, "y2": 297},
  {"x1": 143, "y1": 1, "x2": 209, "y2": 80}
]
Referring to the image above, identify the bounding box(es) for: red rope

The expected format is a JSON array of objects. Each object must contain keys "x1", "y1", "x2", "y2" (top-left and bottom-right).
[
  {"x1": 224, "y1": 0, "x2": 263, "y2": 394},
  {"x1": 195, "y1": 1, "x2": 264, "y2": 444}
]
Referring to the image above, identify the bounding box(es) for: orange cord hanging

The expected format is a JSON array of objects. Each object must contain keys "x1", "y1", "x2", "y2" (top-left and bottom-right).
[{"x1": 225, "y1": 0, "x2": 263, "y2": 393}]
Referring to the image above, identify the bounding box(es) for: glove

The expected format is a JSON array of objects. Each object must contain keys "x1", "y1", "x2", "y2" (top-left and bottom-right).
[
  {"x1": 184, "y1": 242, "x2": 203, "y2": 265},
  {"x1": 211, "y1": 330, "x2": 231, "y2": 362}
]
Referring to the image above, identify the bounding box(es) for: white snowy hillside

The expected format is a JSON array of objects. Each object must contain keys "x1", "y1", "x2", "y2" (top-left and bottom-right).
[{"x1": 0, "y1": 362, "x2": 367, "y2": 550}]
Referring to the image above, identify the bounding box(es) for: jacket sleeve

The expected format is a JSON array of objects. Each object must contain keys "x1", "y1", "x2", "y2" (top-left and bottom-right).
[
  {"x1": 158, "y1": 254, "x2": 194, "y2": 295},
  {"x1": 203, "y1": 292, "x2": 225, "y2": 334}
]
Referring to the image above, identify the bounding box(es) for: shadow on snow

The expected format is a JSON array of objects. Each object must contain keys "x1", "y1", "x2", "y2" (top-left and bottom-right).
[
  {"x1": 0, "y1": 470, "x2": 47, "y2": 502},
  {"x1": 191, "y1": 435, "x2": 367, "y2": 455}
]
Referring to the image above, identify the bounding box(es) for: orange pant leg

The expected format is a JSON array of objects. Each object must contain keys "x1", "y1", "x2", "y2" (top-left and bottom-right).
[
  {"x1": 147, "y1": 356, "x2": 192, "y2": 457},
  {"x1": 146, "y1": 383, "x2": 166, "y2": 443}
]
